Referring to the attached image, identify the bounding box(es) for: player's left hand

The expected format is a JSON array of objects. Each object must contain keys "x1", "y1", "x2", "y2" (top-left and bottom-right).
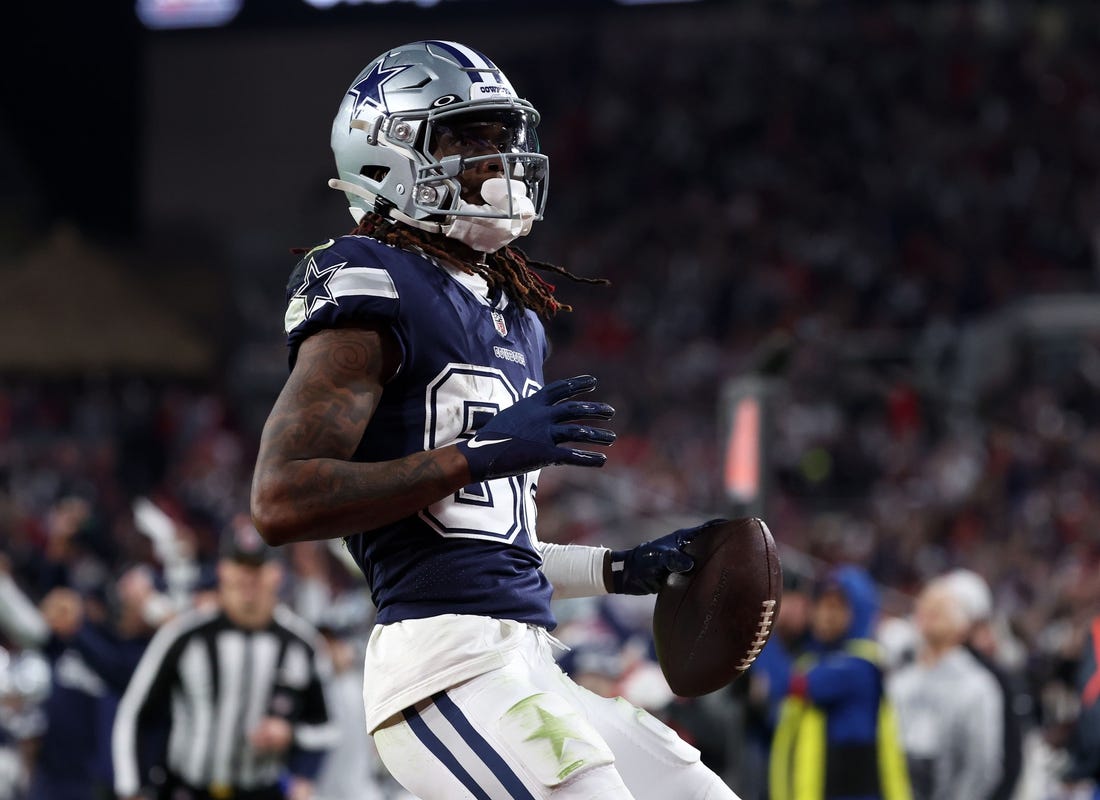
[{"x1": 610, "y1": 519, "x2": 726, "y2": 595}]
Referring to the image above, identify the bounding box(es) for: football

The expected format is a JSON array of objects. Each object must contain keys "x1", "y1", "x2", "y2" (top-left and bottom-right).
[{"x1": 652, "y1": 517, "x2": 782, "y2": 696}]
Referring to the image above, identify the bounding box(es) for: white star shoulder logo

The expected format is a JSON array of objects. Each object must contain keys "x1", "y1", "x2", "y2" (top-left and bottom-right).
[{"x1": 292, "y1": 257, "x2": 346, "y2": 319}]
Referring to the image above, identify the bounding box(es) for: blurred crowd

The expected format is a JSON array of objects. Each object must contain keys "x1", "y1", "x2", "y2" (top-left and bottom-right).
[{"x1": 3, "y1": 2, "x2": 1100, "y2": 798}]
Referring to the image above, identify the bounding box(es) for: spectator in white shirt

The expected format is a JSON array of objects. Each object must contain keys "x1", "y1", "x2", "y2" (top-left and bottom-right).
[{"x1": 887, "y1": 575, "x2": 1003, "y2": 800}]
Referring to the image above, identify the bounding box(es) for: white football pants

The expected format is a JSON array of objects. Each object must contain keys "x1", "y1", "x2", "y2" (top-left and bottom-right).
[{"x1": 372, "y1": 628, "x2": 740, "y2": 799}]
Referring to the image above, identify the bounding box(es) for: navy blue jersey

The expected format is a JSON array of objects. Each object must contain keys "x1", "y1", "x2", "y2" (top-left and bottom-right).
[{"x1": 284, "y1": 236, "x2": 555, "y2": 628}]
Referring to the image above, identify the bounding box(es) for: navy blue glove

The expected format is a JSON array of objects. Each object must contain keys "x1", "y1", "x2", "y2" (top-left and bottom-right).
[
  {"x1": 610, "y1": 519, "x2": 727, "y2": 595},
  {"x1": 456, "y1": 375, "x2": 615, "y2": 481}
]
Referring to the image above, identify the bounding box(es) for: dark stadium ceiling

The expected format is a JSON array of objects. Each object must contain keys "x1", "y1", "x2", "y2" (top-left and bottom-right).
[{"x1": 136, "y1": 0, "x2": 705, "y2": 31}]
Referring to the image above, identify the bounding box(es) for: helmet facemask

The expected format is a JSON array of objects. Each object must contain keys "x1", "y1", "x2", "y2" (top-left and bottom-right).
[{"x1": 413, "y1": 108, "x2": 548, "y2": 223}]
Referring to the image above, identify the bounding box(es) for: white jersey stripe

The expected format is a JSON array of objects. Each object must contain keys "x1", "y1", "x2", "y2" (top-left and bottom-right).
[
  {"x1": 210, "y1": 630, "x2": 247, "y2": 787},
  {"x1": 178, "y1": 637, "x2": 215, "y2": 784},
  {"x1": 168, "y1": 692, "x2": 190, "y2": 781},
  {"x1": 328, "y1": 266, "x2": 398, "y2": 300},
  {"x1": 239, "y1": 632, "x2": 280, "y2": 787},
  {"x1": 284, "y1": 297, "x2": 307, "y2": 334}
]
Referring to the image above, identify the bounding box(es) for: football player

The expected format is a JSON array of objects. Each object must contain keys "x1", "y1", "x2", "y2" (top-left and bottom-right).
[{"x1": 251, "y1": 40, "x2": 739, "y2": 799}]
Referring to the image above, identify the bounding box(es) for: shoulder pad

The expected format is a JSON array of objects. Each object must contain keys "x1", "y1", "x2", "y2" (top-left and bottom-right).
[{"x1": 284, "y1": 238, "x2": 400, "y2": 337}]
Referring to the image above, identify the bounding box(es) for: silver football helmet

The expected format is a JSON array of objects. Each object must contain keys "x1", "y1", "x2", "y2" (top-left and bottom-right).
[{"x1": 329, "y1": 40, "x2": 548, "y2": 233}]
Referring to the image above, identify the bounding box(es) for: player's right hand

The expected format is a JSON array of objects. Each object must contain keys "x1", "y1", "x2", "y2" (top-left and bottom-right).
[{"x1": 456, "y1": 374, "x2": 615, "y2": 481}]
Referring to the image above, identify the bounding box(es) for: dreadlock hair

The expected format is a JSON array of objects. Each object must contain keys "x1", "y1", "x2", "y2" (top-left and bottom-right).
[{"x1": 350, "y1": 211, "x2": 608, "y2": 319}]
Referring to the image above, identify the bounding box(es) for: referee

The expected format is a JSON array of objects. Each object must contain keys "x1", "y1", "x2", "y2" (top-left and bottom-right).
[{"x1": 112, "y1": 521, "x2": 337, "y2": 800}]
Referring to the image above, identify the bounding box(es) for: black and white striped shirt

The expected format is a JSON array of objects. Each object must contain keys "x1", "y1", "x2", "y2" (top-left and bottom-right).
[{"x1": 112, "y1": 605, "x2": 337, "y2": 797}]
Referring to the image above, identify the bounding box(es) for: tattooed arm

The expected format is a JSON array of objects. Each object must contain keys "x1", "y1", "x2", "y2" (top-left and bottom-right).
[{"x1": 250, "y1": 325, "x2": 473, "y2": 545}]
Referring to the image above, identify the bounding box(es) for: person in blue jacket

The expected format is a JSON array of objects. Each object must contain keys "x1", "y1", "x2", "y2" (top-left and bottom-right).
[
  {"x1": 769, "y1": 565, "x2": 910, "y2": 800},
  {"x1": 26, "y1": 567, "x2": 163, "y2": 800}
]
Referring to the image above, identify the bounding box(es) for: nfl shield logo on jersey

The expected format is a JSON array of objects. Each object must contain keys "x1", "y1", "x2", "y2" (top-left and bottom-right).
[{"x1": 491, "y1": 310, "x2": 508, "y2": 337}]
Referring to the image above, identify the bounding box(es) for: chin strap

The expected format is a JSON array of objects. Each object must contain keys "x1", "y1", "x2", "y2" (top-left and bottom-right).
[{"x1": 328, "y1": 178, "x2": 444, "y2": 234}]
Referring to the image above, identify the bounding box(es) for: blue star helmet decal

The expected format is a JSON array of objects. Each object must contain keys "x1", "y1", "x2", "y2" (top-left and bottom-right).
[{"x1": 347, "y1": 60, "x2": 412, "y2": 119}]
